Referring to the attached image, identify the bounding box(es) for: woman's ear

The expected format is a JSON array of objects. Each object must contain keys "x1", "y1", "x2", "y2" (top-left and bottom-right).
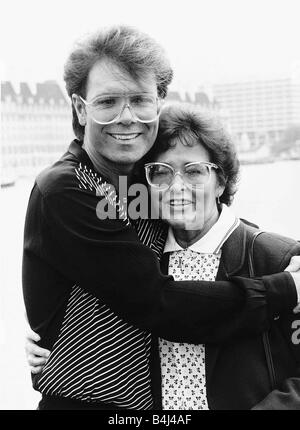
[
  {"x1": 216, "y1": 182, "x2": 226, "y2": 201},
  {"x1": 72, "y1": 94, "x2": 86, "y2": 126}
]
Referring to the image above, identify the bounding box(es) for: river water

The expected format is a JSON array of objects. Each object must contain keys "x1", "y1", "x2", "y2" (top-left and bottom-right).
[{"x1": 0, "y1": 160, "x2": 299, "y2": 409}]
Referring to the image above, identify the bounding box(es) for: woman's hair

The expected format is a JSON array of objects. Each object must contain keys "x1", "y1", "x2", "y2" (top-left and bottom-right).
[
  {"x1": 143, "y1": 103, "x2": 240, "y2": 206},
  {"x1": 64, "y1": 25, "x2": 173, "y2": 140}
]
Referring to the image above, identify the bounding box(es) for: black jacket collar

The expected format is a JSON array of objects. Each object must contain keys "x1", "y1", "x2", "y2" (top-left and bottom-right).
[
  {"x1": 220, "y1": 223, "x2": 247, "y2": 277},
  {"x1": 221, "y1": 220, "x2": 259, "y2": 277},
  {"x1": 161, "y1": 220, "x2": 259, "y2": 278},
  {"x1": 68, "y1": 139, "x2": 94, "y2": 171}
]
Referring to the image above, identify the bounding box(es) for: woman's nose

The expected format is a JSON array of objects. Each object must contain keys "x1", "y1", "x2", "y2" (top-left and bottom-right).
[{"x1": 169, "y1": 172, "x2": 186, "y2": 191}]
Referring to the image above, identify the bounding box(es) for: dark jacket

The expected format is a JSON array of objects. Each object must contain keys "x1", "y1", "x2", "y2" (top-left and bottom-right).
[
  {"x1": 22, "y1": 140, "x2": 296, "y2": 348},
  {"x1": 22, "y1": 140, "x2": 298, "y2": 409},
  {"x1": 157, "y1": 221, "x2": 300, "y2": 409}
]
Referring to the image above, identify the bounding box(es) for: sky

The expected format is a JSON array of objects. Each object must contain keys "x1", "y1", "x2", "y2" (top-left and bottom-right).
[{"x1": 1, "y1": 0, "x2": 300, "y2": 93}]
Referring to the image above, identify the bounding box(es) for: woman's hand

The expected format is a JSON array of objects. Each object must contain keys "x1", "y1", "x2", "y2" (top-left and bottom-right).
[
  {"x1": 25, "y1": 327, "x2": 50, "y2": 374},
  {"x1": 284, "y1": 255, "x2": 300, "y2": 313}
]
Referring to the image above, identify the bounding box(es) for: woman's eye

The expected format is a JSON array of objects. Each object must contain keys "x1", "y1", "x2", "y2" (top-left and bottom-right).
[
  {"x1": 154, "y1": 170, "x2": 169, "y2": 176},
  {"x1": 186, "y1": 169, "x2": 201, "y2": 176}
]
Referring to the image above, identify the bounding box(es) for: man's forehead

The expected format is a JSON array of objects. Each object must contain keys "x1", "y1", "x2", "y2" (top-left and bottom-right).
[{"x1": 86, "y1": 58, "x2": 157, "y2": 96}]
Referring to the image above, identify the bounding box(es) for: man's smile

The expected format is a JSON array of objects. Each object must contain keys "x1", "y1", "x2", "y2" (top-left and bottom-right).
[{"x1": 107, "y1": 132, "x2": 142, "y2": 141}]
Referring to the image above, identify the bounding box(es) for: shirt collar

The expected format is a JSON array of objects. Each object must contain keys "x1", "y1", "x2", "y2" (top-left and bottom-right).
[{"x1": 163, "y1": 204, "x2": 240, "y2": 254}]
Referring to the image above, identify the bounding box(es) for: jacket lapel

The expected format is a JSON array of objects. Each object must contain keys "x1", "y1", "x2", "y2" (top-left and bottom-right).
[
  {"x1": 159, "y1": 223, "x2": 253, "y2": 407},
  {"x1": 160, "y1": 252, "x2": 170, "y2": 275},
  {"x1": 206, "y1": 222, "x2": 249, "y2": 398},
  {"x1": 220, "y1": 223, "x2": 247, "y2": 276},
  {"x1": 68, "y1": 139, "x2": 95, "y2": 171}
]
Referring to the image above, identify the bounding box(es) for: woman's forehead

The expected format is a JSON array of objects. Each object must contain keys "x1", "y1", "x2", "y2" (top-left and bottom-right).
[{"x1": 156, "y1": 139, "x2": 210, "y2": 164}]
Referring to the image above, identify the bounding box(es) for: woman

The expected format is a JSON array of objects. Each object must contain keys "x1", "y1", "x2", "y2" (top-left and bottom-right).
[
  {"x1": 142, "y1": 103, "x2": 300, "y2": 409},
  {"x1": 26, "y1": 103, "x2": 300, "y2": 409}
]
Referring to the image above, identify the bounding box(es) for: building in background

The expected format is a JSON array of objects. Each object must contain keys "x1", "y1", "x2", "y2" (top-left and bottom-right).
[
  {"x1": 2, "y1": 77, "x2": 299, "y2": 182},
  {"x1": 1, "y1": 82, "x2": 222, "y2": 181},
  {"x1": 166, "y1": 88, "x2": 230, "y2": 127},
  {"x1": 213, "y1": 77, "x2": 300, "y2": 152},
  {"x1": 167, "y1": 88, "x2": 220, "y2": 111},
  {"x1": 1, "y1": 81, "x2": 73, "y2": 180}
]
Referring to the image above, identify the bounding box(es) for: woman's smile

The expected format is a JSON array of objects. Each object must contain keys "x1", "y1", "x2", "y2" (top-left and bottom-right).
[{"x1": 168, "y1": 199, "x2": 193, "y2": 207}]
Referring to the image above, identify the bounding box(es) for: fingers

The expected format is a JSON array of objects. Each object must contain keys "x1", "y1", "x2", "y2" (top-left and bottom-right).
[
  {"x1": 285, "y1": 256, "x2": 300, "y2": 273},
  {"x1": 24, "y1": 326, "x2": 50, "y2": 375},
  {"x1": 27, "y1": 355, "x2": 49, "y2": 366},
  {"x1": 30, "y1": 365, "x2": 45, "y2": 375},
  {"x1": 26, "y1": 349, "x2": 50, "y2": 375},
  {"x1": 25, "y1": 340, "x2": 50, "y2": 359},
  {"x1": 286, "y1": 272, "x2": 300, "y2": 314},
  {"x1": 26, "y1": 347, "x2": 50, "y2": 375},
  {"x1": 293, "y1": 303, "x2": 300, "y2": 314},
  {"x1": 26, "y1": 328, "x2": 41, "y2": 343}
]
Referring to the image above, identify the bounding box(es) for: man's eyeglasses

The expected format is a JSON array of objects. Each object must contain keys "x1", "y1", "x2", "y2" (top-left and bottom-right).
[
  {"x1": 144, "y1": 161, "x2": 219, "y2": 190},
  {"x1": 74, "y1": 93, "x2": 162, "y2": 125}
]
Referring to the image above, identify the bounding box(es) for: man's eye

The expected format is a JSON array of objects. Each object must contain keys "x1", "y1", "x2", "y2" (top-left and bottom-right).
[
  {"x1": 93, "y1": 97, "x2": 117, "y2": 108},
  {"x1": 131, "y1": 95, "x2": 154, "y2": 105}
]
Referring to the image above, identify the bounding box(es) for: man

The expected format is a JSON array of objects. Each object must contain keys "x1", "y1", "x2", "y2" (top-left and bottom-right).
[{"x1": 23, "y1": 25, "x2": 300, "y2": 410}]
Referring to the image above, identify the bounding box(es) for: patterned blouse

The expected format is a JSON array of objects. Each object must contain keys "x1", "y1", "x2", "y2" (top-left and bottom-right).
[{"x1": 159, "y1": 205, "x2": 240, "y2": 410}]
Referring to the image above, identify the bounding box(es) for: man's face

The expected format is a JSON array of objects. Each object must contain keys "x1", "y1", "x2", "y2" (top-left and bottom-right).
[{"x1": 75, "y1": 58, "x2": 159, "y2": 171}]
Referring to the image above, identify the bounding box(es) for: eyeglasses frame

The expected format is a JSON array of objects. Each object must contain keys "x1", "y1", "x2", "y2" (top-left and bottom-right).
[
  {"x1": 144, "y1": 161, "x2": 219, "y2": 190},
  {"x1": 73, "y1": 93, "x2": 163, "y2": 125}
]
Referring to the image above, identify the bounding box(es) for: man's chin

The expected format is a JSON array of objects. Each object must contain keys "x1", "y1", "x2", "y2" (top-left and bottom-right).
[
  {"x1": 112, "y1": 154, "x2": 142, "y2": 166},
  {"x1": 111, "y1": 147, "x2": 149, "y2": 165}
]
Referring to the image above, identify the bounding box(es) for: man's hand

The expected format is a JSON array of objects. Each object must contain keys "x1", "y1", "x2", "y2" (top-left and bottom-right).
[
  {"x1": 284, "y1": 256, "x2": 300, "y2": 314},
  {"x1": 25, "y1": 327, "x2": 50, "y2": 374}
]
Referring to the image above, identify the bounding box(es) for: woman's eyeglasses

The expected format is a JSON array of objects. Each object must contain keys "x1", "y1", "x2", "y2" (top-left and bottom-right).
[{"x1": 144, "y1": 161, "x2": 219, "y2": 190}]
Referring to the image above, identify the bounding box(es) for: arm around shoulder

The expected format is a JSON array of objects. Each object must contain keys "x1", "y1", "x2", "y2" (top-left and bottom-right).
[{"x1": 25, "y1": 185, "x2": 295, "y2": 343}]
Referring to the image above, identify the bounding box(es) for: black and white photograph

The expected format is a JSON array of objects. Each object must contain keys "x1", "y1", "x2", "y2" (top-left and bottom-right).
[{"x1": 1, "y1": 0, "x2": 300, "y2": 413}]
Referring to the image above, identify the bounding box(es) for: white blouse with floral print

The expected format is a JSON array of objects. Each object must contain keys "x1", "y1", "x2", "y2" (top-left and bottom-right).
[{"x1": 159, "y1": 205, "x2": 240, "y2": 410}]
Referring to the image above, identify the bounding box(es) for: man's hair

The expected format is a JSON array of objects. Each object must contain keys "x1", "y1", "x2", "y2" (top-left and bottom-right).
[
  {"x1": 143, "y1": 103, "x2": 240, "y2": 206},
  {"x1": 64, "y1": 25, "x2": 173, "y2": 140}
]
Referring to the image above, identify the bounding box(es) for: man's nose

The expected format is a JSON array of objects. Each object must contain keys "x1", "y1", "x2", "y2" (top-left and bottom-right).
[{"x1": 117, "y1": 104, "x2": 137, "y2": 124}]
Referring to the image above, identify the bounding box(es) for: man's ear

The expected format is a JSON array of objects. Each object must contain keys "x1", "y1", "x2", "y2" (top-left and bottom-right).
[{"x1": 72, "y1": 94, "x2": 86, "y2": 126}]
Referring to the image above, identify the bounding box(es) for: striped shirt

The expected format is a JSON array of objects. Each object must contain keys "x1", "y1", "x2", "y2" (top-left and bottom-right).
[
  {"x1": 37, "y1": 181, "x2": 167, "y2": 409},
  {"x1": 23, "y1": 141, "x2": 272, "y2": 410}
]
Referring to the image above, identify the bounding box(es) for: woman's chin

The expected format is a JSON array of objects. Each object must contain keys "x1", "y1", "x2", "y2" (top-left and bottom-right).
[
  {"x1": 166, "y1": 218, "x2": 203, "y2": 232},
  {"x1": 160, "y1": 207, "x2": 205, "y2": 231}
]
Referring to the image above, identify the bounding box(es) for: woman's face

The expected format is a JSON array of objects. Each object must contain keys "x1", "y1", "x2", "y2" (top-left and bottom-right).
[{"x1": 150, "y1": 141, "x2": 224, "y2": 232}]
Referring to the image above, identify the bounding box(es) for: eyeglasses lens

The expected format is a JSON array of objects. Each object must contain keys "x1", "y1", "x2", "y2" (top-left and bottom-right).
[
  {"x1": 90, "y1": 95, "x2": 159, "y2": 123},
  {"x1": 147, "y1": 163, "x2": 211, "y2": 188}
]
